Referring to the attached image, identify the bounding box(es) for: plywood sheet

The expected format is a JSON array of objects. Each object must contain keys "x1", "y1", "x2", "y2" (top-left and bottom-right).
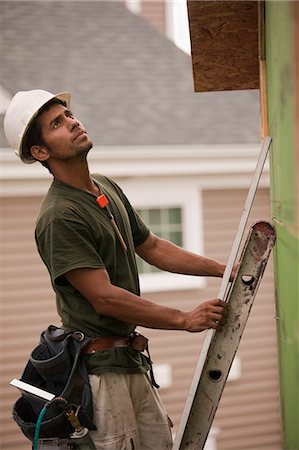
[{"x1": 187, "y1": 0, "x2": 259, "y2": 92}]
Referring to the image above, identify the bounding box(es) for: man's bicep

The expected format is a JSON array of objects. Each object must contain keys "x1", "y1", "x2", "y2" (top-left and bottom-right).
[
  {"x1": 135, "y1": 232, "x2": 160, "y2": 264},
  {"x1": 64, "y1": 267, "x2": 112, "y2": 309}
]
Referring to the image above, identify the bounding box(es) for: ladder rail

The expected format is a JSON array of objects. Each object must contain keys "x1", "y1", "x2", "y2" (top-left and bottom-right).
[
  {"x1": 174, "y1": 221, "x2": 275, "y2": 449},
  {"x1": 173, "y1": 137, "x2": 272, "y2": 449},
  {"x1": 218, "y1": 135, "x2": 271, "y2": 301}
]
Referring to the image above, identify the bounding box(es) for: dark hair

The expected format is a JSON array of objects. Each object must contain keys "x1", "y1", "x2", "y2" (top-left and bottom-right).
[{"x1": 23, "y1": 98, "x2": 67, "y2": 171}]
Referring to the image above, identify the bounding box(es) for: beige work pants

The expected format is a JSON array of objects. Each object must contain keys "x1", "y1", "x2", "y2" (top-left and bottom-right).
[{"x1": 88, "y1": 372, "x2": 173, "y2": 450}]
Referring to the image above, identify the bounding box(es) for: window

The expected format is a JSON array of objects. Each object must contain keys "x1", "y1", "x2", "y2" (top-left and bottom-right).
[
  {"x1": 136, "y1": 206, "x2": 183, "y2": 274},
  {"x1": 121, "y1": 178, "x2": 205, "y2": 293}
]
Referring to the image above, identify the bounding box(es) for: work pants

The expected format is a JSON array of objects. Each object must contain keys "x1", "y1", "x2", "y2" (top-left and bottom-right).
[{"x1": 89, "y1": 372, "x2": 173, "y2": 450}]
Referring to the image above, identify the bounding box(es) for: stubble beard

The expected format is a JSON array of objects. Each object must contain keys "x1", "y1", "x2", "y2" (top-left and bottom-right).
[{"x1": 75, "y1": 137, "x2": 93, "y2": 159}]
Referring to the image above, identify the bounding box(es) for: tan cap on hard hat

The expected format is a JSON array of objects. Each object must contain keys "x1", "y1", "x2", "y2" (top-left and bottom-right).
[{"x1": 4, "y1": 89, "x2": 71, "y2": 164}]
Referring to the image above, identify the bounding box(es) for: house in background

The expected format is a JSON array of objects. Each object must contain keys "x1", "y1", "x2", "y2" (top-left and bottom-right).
[{"x1": 0, "y1": 2, "x2": 281, "y2": 449}]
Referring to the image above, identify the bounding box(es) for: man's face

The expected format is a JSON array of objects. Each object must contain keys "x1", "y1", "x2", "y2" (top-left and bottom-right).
[{"x1": 35, "y1": 102, "x2": 93, "y2": 162}]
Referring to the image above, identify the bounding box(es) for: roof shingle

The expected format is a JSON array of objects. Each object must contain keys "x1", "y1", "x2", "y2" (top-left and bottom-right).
[{"x1": 0, "y1": 0, "x2": 260, "y2": 147}]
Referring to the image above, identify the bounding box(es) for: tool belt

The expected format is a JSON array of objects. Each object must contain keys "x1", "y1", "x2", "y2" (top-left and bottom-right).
[
  {"x1": 81, "y1": 332, "x2": 159, "y2": 388},
  {"x1": 12, "y1": 328, "x2": 159, "y2": 444},
  {"x1": 12, "y1": 326, "x2": 95, "y2": 442},
  {"x1": 81, "y1": 332, "x2": 148, "y2": 354}
]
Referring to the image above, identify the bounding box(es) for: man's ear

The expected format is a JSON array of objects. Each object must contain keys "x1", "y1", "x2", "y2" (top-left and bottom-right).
[{"x1": 30, "y1": 145, "x2": 50, "y2": 162}]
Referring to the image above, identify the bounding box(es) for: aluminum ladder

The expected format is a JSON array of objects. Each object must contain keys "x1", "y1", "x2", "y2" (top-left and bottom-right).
[{"x1": 173, "y1": 137, "x2": 275, "y2": 450}]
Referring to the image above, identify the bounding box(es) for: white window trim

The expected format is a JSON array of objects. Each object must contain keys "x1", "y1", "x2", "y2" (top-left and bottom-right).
[{"x1": 120, "y1": 177, "x2": 205, "y2": 293}]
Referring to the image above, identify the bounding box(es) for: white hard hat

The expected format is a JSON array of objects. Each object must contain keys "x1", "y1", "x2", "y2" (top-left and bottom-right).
[{"x1": 4, "y1": 89, "x2": 71, "y2": 164}]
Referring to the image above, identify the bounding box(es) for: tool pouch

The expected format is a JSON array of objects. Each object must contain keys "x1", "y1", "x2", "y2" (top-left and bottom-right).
[
  {"x1": 130, "y1": 332, "x2": 148, "y2": 352},
  {"x1": 12, "y1": 325, "x2": 96, "y2": 442}
]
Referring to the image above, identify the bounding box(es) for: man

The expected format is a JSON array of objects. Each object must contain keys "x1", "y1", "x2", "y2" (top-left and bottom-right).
[{"x1": 4, "y1": 90, "x2": 230, "y2": 450}]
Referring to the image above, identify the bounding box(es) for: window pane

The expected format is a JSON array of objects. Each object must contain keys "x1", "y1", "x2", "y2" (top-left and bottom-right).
[
  {"x1": 169, "y1": 231, "x2": 182, "y2": 246},
  {"x1": 169, "y1": 207, "x2": 181, "y2": 224},
  {"x1": 149, "y1": 209, "x2": 161, "y2": 225},
  {"x1": 136, "y1": 206, "x2": 183, "y2": 274}
]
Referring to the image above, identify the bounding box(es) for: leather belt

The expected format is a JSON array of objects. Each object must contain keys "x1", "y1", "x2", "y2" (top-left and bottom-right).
[
  {"x1": 81, "y1": 332, "x2": 159, "y2": 389},
  {"x1": 81, "y1": 335, "x2": 132, "y2": 355},
  {"x1": 81, "y1": 332, "x2": 148, "y2": 355},
  {"x1": 81, "y1": 336, "x2": 132, "y2": 355}
]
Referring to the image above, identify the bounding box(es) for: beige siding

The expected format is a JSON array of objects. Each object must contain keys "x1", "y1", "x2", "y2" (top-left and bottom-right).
[
  {"x1": 0, "y1": 189, "x2": 282, "y2": 450},
  {"x1": 0, "y1": 197, "x2": 59, "y2": 450}
]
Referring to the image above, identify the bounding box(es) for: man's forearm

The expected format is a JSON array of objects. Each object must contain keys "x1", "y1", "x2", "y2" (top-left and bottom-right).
[
  {"x1": 138, "y1": 236, "x2": 225, "y2": 278},
  {"x1": 94, "y1": 284, "x2": 188, "y2": 330},
  {"x1": 93, "y1": 284, "x2": 227, "y2": 333},
  {"x1": 65, "y1": 267, "x2": 228, "y2": 333}
]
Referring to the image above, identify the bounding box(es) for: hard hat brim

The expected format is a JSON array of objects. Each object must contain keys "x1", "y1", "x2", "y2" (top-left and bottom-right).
[{"x1": 20, "y1": 92, "x2": 71, "y2": 164}]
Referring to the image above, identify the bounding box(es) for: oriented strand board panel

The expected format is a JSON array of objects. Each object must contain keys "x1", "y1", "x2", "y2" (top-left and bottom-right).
[{"x1": 187, "y1": 0, "x2": 259, "y2": 92}]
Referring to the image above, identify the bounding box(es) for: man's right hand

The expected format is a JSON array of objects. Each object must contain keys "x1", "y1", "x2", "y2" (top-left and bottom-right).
[{"x1": 184, "y1": 299, "x2": 229, "y2": 332}]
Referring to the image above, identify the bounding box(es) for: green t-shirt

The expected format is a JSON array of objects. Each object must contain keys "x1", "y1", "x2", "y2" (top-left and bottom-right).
[{"x1": 35, "y1": 174, "x2": 150, "y2": 375}]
